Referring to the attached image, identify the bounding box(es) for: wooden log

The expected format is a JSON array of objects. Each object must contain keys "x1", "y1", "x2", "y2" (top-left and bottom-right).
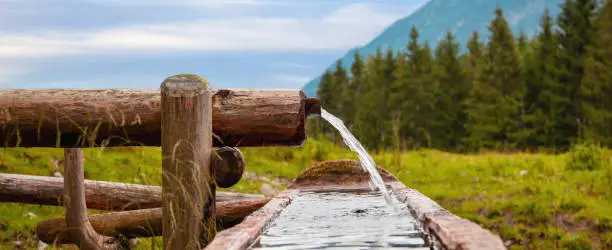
[
  {"x1": 213, "y1": 147, "x2": 244, "y2": 188},
  {"x1": 161, "y1": 75, "x2": 214, "y2": 249},
  {"x1": 0, "y1": 173, "x2": 262, "y2": 210},
  {"x1": 63, "y1": 148, "x2": 117, "y2": 250},
  {"x1": 0, "y1": 88, "x2": 319, "y2": 148},
  {"x1": 36, "y1": 198, "x2": 271, "y2": 245}
]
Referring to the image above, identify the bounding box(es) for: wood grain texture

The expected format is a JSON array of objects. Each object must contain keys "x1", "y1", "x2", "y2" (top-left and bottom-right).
[
  {"x1": 36, "y1": 198, "x2": 272, "y2": 245},
  {"x1": 161, "y1": 75, "x2": 214, "y2": 249},
  {"x1": 0, "y1": 88, "x2": 308, "y2": 147},
  {"x1": 0, "y1": 173, "x2": 262, "y2": 210}
]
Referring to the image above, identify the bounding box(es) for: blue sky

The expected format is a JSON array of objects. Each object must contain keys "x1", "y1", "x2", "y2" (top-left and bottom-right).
[{"x1": 0, "y1": 0, "x2": 428, "y2": 91}]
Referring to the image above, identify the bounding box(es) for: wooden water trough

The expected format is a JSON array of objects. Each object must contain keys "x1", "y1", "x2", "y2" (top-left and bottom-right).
[{"x1": 205, "y1": 160, "x2": 508, "y2": 250}]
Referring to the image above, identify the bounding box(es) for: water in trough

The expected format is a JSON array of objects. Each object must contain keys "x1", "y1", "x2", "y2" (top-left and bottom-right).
[
  {"x1": 249, "y1": 110, "x2": 437, "y2": 249},
  {"x1": 250, "y1": 191, "x2": 435, "y2": 249}
]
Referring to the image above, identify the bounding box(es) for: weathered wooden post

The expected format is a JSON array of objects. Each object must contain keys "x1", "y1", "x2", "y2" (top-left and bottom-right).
[{"x1": 161, "y1": 74, "x2": 214, "y2": 249}]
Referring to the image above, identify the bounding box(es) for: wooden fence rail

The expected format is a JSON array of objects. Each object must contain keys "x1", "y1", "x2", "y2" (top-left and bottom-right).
[
  {"x1": 0, "y1": 74, "x2": 319, "y2": 250},
  {"x1": 0, "y1": 87, "x2": 319, "y2": 148}
]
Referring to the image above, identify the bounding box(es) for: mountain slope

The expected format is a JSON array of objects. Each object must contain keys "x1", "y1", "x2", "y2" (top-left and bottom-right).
[{"x1": 303, "y1": 0, "x2": 564, "y2": 97}]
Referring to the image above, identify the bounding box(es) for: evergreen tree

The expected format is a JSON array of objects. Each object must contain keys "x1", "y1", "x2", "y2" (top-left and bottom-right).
[
  {"x1": 463, "y1": 31, "x2": 483, "y2": 103},
  {"x1": 465, "y1": 7, "x2": 523, "y2": 149},
  {"x1": 465, "y1": 31, "x2": 484, "y2": 74},
  {"x1": 348, "y1": 51, "x2": 366, "y2": 128},
  {"x1": 317, "y1": 70, "x2": 335, "y2": 114},
  {"x1": 582, "y1": 0, "x2": 612, "y2": 146},
  {"x1": 315, "y1": 69, "x2": 336, "y2": 137},
  {"x1": 431, "y1": 31, "x2": 468, "y2": 150},
  {"x1": 379, "y1": 49, "x2": 397, "y2": 148},
  {"x1": 521, "y1": 9, "x2": 567, "y2": 149},
  {"x1": 401, "y1": 26, "x2": 436, "y2": 148},
  {"x1": 332, "y1": 60, "x2": 351, "y2": 124},
  {"x1": 556, "y1": 0, "x2": 598, "y2": 143},
  {"x1": 391, "y1": 51, "x2": 408, "y2": 150},
  {"x1": 354, "y1": 49, "x2": 385, "y2": 150}
]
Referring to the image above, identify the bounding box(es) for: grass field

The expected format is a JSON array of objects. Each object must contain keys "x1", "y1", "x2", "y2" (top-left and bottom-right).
[{"x1": 1, "y1": 137, "x2": 611, "y2": 249}]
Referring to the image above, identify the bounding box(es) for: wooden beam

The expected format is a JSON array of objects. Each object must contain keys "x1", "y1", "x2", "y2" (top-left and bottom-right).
[
  {"x1": 0, "y1": 88, "x2": 317, "y2": 148},
  {"x1": 161, "y1": 75, "x2": 214, "y2": 249},
  {"x1": 36, "y1": 198, "x2": 271, "y2": 245},
  {"x1": 0, "y1": 173, "x2": 262, "y2": 210}
]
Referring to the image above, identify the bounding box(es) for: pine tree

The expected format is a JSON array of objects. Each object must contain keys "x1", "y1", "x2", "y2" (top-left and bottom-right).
[
  {"x1": 391, "y1": 51, "x2": 408, "y2": 150},
  {"x1": 432, "y1": 31, "x2": 468, "y2": 150},
  {"x1": 332, "y1": 60, "x2": 351, "y2": 124},
  {"x1": 521, "y1": 9, "x2": 567, "y2": 149},
  {"x1": 401, "y1": 26, "x2": 436, "y2": 148},
  {"x1": 465, "y1": 7, "x2": 523, "y2": 149},
  {"x1": 348, "y1": 51, "x2": 366, "y2": 128},
  {"x1": 317, "y1": 69, "x2": 335, "y2": 114},
  {"x1": 582, "y1": 0, "x2": 612, "y2": 146},
  {"x1": 354, "y1": 49, "x2": 385, "y2": 150},
  {"x1": 556, "y1": 0, "x2": 598, "y2": 144},
  {"x1": 380, "y1": 48, "x2": 397, "y2": 148},
  {"x1": 315, "y1": 69, "x2": 336, "y2": 137},
  {"x1": 466, "y1": 31, "x2": 484, "y2": 74}
]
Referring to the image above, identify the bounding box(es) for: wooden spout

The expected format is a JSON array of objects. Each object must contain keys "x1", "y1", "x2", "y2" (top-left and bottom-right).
[
  {"x1": 0, "y1": 88, "x2": 312, "y2": 148},
  {"x1": 305, "y1": 98, "x2": 321, "y2": 117}
]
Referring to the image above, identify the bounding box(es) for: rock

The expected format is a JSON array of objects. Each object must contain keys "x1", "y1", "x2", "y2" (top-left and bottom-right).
[{"x1": 260, "y1": 183, "x2": 276, "y2": 196}]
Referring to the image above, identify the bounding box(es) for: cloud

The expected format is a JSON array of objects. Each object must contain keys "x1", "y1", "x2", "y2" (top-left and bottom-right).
[{"x1": 0, "y1": 2, "x2": 416, "y2": 59}]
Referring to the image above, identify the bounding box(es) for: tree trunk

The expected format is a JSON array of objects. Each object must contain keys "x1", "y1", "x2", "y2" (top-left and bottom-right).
[
  {"x1": 0, "y1": 173, "x2": 263, "y2": 210},
  {"x1": 0, "y1": 88, "x2": 318, "y2": 147},
  {"x1": 36, "y1": 198, "x2": 271, "y2": 245}
]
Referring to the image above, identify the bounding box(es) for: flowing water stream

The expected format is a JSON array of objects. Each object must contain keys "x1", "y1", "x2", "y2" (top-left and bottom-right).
[
  {"x1": 247, "y1": 109, "x2": 439, "y2": 249},
  {"x1": 320, "y1": 109, "x2": 393, "y2": 205}
]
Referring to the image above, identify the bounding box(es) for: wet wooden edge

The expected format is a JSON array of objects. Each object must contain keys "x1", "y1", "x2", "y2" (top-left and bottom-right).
[
  {"x1": 203, "y1": 190, "x2": 297, "y2": 250},
  {"x1": 388, "y1": 181, "x2": 507, "y2": 250}
]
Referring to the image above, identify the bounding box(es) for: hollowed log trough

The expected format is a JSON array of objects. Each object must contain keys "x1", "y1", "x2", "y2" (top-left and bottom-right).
[{"x1": 205, "y1": 160, "x2": 508, "y2": 250}]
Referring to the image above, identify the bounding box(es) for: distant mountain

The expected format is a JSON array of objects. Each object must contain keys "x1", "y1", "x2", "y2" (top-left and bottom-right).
[{"x1": 303, "y1": 0, "x2": 564, "y2": 97}]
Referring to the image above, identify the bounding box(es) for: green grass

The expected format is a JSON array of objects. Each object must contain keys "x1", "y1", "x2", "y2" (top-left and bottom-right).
[{"x1": 1, "y1": 138, "x2": 611, "y2": 249}]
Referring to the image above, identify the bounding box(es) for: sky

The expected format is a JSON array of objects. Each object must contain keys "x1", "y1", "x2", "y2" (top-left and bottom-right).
[{"x1": 0, "y1": 0, "x2": 428, "y2": 90}]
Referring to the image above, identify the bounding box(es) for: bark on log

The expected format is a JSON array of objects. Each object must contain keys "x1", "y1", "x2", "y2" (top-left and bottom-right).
[
  {"x1": 161, "y1": 74, "x2": 214, "y2": 249},
  {"x1": 0, "y1": 88, "x2": 318, "y2": 148},
  {"x1": 0, "y1": 173, "x2": 263, "y2": 210},
  {"x1": 36, "y1": 198, "x2": 271, "y2": 245},
  {"x1": 63, "y1": 148, "x2": 117, "y2": 250}
]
